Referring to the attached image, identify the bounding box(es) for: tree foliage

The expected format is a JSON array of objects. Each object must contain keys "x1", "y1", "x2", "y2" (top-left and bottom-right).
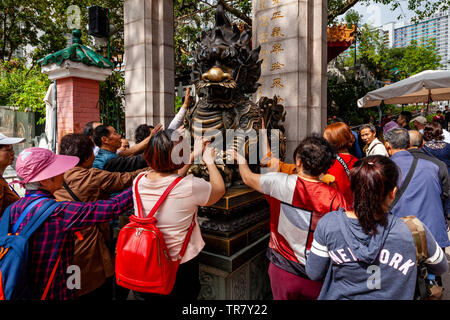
[
  {"x1": 328, "y1": 21, "x2": 442, "y2": 125},
  {"x1": 0, "y1": 1, "x2": 124, "y2": 123},
  {"x1": 174, "y1": 0, "x2": 252, "y2": 75},
  {"x1": 328, "y1": 0, "x2": 449, "y2": 25},
  {"x1": 0, "y1": 0, "x2": 446, "y2": 126},
  {"x1": 327, "y1": 69, "x2": 376, "y2": 125},
  {"x1": 346, "y1": 23, "x2": 442, "y2": 81},
  {"x1": 0, "y1": 60, "x2": 51, "y2": 124},
  {"x1": 0, "y1": 0, "x2": 124, "y2": 64}
]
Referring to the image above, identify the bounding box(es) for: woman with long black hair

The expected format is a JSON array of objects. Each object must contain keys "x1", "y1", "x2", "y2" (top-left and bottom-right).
[{"x1": 306, "y1": 155, "x2": 448, "y2": 299}]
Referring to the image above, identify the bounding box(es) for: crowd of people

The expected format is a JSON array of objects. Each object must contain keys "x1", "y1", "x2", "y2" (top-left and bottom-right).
[{"x1": 0, "y1": 101, "x2": 449, "y2": 300}]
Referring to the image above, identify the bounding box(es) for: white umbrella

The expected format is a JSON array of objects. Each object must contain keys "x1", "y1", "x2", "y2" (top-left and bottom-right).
[{"x1": 357, "y1": 70, "x2": 450, "y2": 108}]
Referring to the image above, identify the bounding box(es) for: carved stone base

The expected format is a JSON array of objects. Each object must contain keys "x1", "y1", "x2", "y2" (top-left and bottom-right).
[
  {"x1": 202, "y1": 218, "x2": 270, "y2": 256},
  {"x1": 198, "y1": 185, "x2": 270, "y2": 256},
  {"x1": 198, "y1": 234, "x2": 272, "y2": 300}
]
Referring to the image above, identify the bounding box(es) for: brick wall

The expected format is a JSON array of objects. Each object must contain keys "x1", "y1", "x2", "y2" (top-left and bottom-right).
[{"x1": 56, "y1": 77, "x2": 100, "y2": 143}]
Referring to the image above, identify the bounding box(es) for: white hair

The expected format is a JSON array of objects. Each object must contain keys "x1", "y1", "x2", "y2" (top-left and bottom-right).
[{"x1": 24, "y1": 181, "x2": 41, "y2": 190}]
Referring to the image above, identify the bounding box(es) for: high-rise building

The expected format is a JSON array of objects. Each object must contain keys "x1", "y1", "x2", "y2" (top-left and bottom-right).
[{"x1": 379, "y1": 11, "x2": 450, "y2": 70}]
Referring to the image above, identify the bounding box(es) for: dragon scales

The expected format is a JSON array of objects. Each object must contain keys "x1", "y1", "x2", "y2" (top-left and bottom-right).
[{"x1": 184, "y1": 3, "x2": 286, "y2": 187}]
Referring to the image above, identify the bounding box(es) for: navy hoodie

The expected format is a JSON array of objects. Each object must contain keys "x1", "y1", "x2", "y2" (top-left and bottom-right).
[{"x1": 305, "y1": 208, "x2": 448, "y2": 300}]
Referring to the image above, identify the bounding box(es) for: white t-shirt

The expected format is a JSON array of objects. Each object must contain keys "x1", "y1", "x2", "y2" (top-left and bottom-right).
[{"x1": 133, "y1": 172, "x2": 212, "y2": 263}]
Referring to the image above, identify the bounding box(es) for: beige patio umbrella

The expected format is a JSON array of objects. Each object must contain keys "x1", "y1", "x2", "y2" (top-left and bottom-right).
[{"x1": 357, "y1": 70, "x2": 450, "y2": 108}]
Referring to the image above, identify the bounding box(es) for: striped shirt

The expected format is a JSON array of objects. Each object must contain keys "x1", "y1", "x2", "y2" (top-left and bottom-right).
[{"x1": 7, "y1": 188, "x2": 133, "y2": 300}]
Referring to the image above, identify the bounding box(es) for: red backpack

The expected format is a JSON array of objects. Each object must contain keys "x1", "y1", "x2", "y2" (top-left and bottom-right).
[{"x1": 115, "y1": 173, "x2": 196, "y2": 295}]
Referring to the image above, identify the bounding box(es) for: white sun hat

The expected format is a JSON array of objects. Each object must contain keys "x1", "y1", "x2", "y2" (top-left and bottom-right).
[{"x1": 0, "y1": 133, "x2": 25, "y2": 145}]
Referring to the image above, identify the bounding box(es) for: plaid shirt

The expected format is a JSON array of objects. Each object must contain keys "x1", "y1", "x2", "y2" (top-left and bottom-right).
[{"x1": 8, "y1": 187, "x2": 133, "y2": 300}]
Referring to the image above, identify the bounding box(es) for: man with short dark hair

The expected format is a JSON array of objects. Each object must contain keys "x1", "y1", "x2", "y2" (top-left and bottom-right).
[
  {"x1": 92, "y1": 123, "x2": 162, "y2": 171},
  {"x1": 134, "y1": 124, "x2": 151, "y2": 144},
  {"x1": 82, "y1": 121, "x2": 103, "y2": 138},
  {"x1": 360, "y1": 124, "x2": 388, "y2": 157},
  {"x1": 384, "y1": 128, "x2": 450, "y2": 249},
  {"x1": 382, "y1": 111, "x2": 412, "y2": 133},
  {"x1": 92, "y1": 125, "x2": 123, "y2": 170},
  {"x1": 397, "y1": 111, "x2": 412, "y2": 128}
]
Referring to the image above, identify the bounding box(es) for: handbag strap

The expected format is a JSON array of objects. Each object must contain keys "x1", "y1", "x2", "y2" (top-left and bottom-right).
[
  {"x1": 367, "y1": 141, "x2": 382, "y2": 155},
  {"x1": 62, "y1": 180, "x2": 81, "y2": 202},
  {"x1": 134, "y1": 173, "x2": 184, "y2": 219},
  {"x1": 389, "y1": 156, "x2": 418, "y2": 210},
  {"x1": 336, "y1": 155, "x2": 350, "y2": 178}
]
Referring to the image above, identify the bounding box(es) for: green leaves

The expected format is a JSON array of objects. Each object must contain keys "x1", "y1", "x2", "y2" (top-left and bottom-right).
[
  {"x1": 329, "y1": 0, "x2": 449, "y2": 25},
  {"x1": 346, "y1": 23, "x2": 441, "y2": 82},
  {"x1": 397, "y1": 39, "x2": 442, "y2": 78},
  {"x1": 329, "y1": 21, "x2": 441, "y2": 125},
  {"x1": 0, "y1": 60, "x2": 50, "y2": 124},
  {"x1": 174, "y1": 0, "x2": 252, "y2": 75}
]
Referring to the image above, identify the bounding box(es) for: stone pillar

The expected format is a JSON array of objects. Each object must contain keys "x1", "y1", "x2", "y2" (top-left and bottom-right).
[
  {"x1": 124, "y1": 0, "x2": 175, "y2": 142},
  {"x1": 252, "y1": 0, "x2": 327, "y2": 158},
  {"x1": 41, "y1": 60, "x2": 112, "y2": 143}
]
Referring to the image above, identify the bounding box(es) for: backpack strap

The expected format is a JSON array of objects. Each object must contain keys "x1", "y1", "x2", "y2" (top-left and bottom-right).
[
  {"x1": 19, "y1": 200, "x2": 62, "y2": 241},
  {"x1": 336, "y1": 155, "x2": 350, "y2": 178},
  {"x1": 0, "y1": 197, "x2": 51, "y2": 236},
  {"x1": 0, "y1": 204, "x2": 13, "y2": 236},
  {"x1": 389, "y1": 156, "x2": 418, "y2": 210},
  {"x1": 134, "y1": 173, "x2": 184, "y2": 219},
  {"x1": 19, "y1": 200, "x2": 63, "y2": 299},
  {"x1": 177, "y1": 214, "x2": 197, "y2": 260},
  {"x1": 133, "y1": 173, "x2": 191, "y2": 261},
  {"x1": 12, "y1": 197, "x2": 46, "y2": 234}
]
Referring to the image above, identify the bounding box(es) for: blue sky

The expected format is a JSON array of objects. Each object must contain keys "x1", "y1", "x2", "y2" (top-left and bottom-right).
[{"x1": 345, "y1": 0, "x2": 434, "y2": 27}]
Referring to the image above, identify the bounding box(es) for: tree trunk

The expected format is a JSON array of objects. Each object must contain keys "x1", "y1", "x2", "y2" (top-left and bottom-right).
[{"x1": 328, "y1": 0, "x2": 360, "y2": 24}]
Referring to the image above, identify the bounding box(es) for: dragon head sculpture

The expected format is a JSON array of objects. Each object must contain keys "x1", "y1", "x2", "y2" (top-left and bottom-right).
[
  {"x1": 185, "y1": 3, "x2": 286, "y2": 188},
  {"x1": 191, "y1": 3, "x2": 262, "y2": 107}
]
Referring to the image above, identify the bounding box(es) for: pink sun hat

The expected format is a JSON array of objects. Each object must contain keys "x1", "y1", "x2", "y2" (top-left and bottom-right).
[{"x1": 15, "y1": 147, "x2": 79, "y2": 183}]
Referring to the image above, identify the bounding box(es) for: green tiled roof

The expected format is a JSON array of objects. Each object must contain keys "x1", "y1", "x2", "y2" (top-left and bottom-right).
[{"x1": 38, "y1": 29, "x2": 113, "y2": 69}]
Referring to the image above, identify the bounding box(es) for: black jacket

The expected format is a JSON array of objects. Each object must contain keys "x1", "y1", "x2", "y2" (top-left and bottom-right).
[{"x1": 103, "y1": 154, "x2": 148, "y2": 172}]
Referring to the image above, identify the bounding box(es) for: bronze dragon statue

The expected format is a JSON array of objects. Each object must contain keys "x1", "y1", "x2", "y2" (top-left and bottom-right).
[{"x1": 184, "y1": 3, "x2": 286, "y2": 187}]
